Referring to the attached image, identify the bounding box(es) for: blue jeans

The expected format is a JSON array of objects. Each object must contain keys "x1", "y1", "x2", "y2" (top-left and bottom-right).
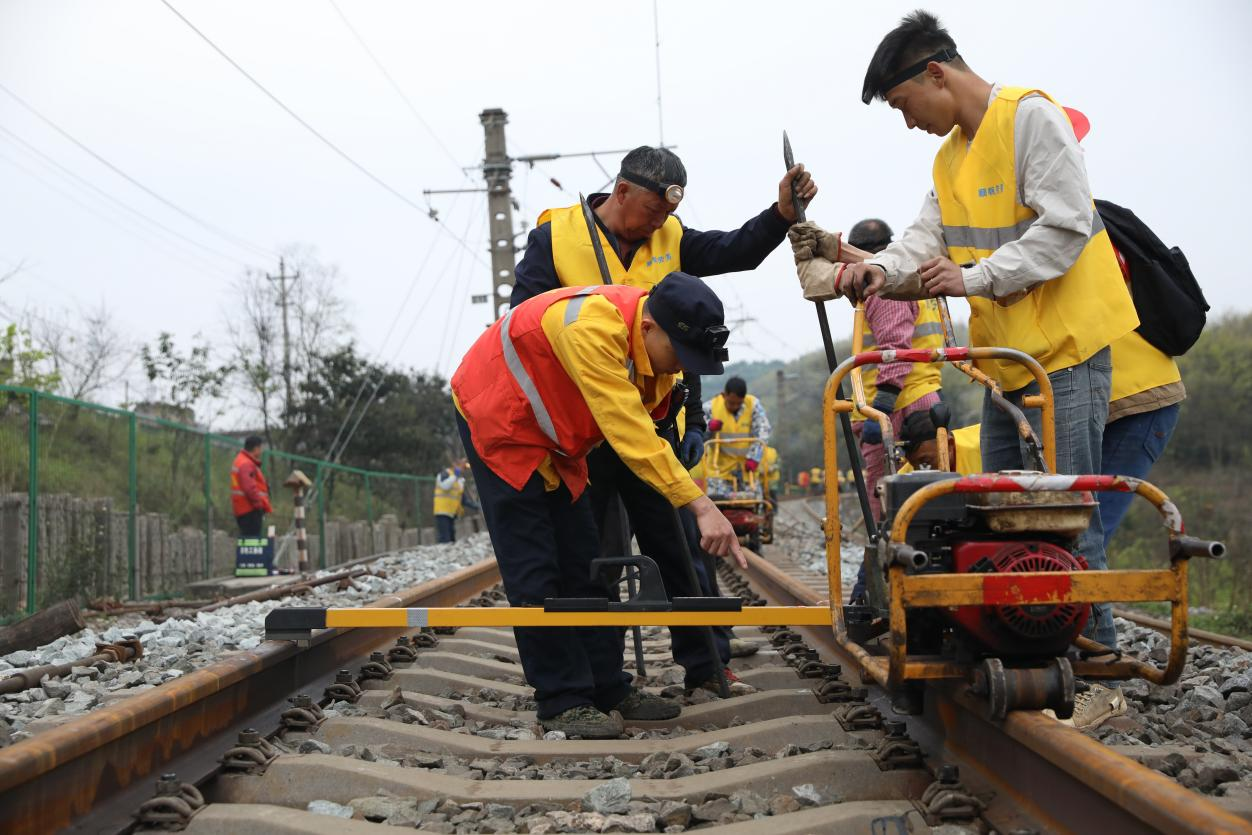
[
  {"x1": 1099, "y1": 404, "x2": 1180, "y2": 548},
  {"x1": 980, "y1": 347, "x2": 1118, "y2": 648}
]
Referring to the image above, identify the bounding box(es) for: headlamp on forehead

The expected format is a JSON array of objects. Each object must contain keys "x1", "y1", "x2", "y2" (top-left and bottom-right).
[
  {"x1": 619, "y1": 171, "x2": 685, "y2": 205},
  {"x1": 701, "y1": 324, "x2": 731, "y2": 362}
]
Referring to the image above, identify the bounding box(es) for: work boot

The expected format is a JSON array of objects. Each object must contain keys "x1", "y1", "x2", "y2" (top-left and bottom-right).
[
  {"x1": 539, "y1": 706, "x2": 624, "y2": 739},
  {"x1": 1046, "y1": 682, "x2": 1126, "y2": 731},
  {"x1": 728, "y1": 637, "x2": 762, "y2": 658},
  {"x1": 686, "y1": 667, "x2": 757, "y2": 698},
  {"x1": 613, "y1": 687, "x2": 681, "y2": 721}
]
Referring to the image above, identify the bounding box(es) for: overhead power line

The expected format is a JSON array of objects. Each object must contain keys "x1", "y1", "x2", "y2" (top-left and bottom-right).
[
  {"x1": 0, "y1": 81, "x2": 274, "y2": 261},
  {"x1": 325, "y1": 0, "x2": 468, "y2": 181},
  {"x1": 0, "y1": 124, "x2": 250, "y2": 269},
  {"x1": 159, "y1": 0, "x2": 486, "y2": 268}
]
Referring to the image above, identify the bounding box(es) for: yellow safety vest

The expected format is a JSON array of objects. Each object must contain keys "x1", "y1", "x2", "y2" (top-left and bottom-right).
[
  {"x1": 1110, "y1": 330, "x2": 1181, "y2": 402},
  {"x1": 952, "y1": 424, "x2": 982, "y2": 476},
  {"x1": 541, "y1": 202, "x2": 689, "y2": 435},
  {"x1": 933, "y1": 87, "x2": 1138, "y2": 391},
  {"x1": 810, "y1": 467, "x2": 824, "y2": 485},
  {"x1": 540, "y1": 204, "x2": 683, "y2": 290},
  {"x1": 852, "y1": 299, "x2": 944, "y2": 421},
  {"x1": 432, "y1": 469, "x2": 465, "y2": 517},
  {"x1": 708, "y1": 394, "x2": 756, "y2": 479}
]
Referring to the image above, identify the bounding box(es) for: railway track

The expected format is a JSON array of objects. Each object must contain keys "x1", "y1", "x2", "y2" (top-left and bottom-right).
[{"x1": 2, "y1": 529, "x2": 1250, "y2": 833}]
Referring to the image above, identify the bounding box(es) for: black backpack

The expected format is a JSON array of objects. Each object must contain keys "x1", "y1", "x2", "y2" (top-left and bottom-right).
[{"x1": 1095, "y1": 199, "x2": 1209, "y2": 356}]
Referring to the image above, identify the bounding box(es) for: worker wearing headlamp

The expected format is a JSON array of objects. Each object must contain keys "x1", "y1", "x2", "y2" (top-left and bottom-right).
[{"x1": 511, "y1": 145, "x2": 815, "y2": 695}]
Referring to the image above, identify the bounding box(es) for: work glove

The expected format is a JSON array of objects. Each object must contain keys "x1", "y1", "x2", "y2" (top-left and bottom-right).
[
  {"x1": 744, "y1": 458, "x2": 759, "y2": 473},
  {"x1": 859, "y1": 389, "x2": 899, "y2": 447},
  {"x1": 788, "y1": 221, "x2": 843, "y2": 262},
  {"x1": 707, "y1": 418, "x2": 723, "y2": 432},
  {"x1": 679, "y1": 429, "x2": 705, "y2": 469},
  {"x1": 793, "y1": 258, "x2": 851, "y2": 303}
]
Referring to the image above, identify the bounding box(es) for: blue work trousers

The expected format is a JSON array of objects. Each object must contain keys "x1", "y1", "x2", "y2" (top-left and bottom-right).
[
  {"x1": 980, "y1": 347, "x2": 1118, "y2": 648},
  {"x1": 1099, "y1": 404, "x2": 1181, "y2": 547},
  {"x1": 456, "y1": 413, "x2": 632, "y2": 719}
]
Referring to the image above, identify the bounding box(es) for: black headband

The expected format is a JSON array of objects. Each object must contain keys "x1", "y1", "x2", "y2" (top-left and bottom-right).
[
  {"x1": 618, "y1": 170, "x2": 685, "y2": 205},
  {"x1": 865, "y1": 47, "x2": 960, "y2": 104}
]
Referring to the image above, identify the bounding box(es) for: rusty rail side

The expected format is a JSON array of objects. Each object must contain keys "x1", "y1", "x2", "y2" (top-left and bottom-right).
[
  {"x1": 736, "y1": 549, "x2": 1251, "y2": 835},
  {"x1": 0, "y1": 558, "x2": 500, "y2": 835}
]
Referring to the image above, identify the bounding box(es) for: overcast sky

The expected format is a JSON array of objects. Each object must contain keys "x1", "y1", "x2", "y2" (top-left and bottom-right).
[{"x1": 2, "y1": 1, "x2": 1247, "y2": 422}]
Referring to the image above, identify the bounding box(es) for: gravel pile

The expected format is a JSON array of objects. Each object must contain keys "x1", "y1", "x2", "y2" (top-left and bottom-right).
[
  {"x1": 304, "y1": 780, "x2": 834, "y2": 832},
  {"x1": 1091, "y1": 617, "x2": 1252, "y2": 796},
  {"x1": 773, "y1": 501, "x2": 865, "y2": 592},
  {"x1": 0, "y1": 536, "x2": 493, "y2": 746}
]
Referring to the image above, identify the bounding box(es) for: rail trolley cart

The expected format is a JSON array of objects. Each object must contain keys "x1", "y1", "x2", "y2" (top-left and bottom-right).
[{"x1": 701, "y1": 437, "x2": 774, "y2": 551}]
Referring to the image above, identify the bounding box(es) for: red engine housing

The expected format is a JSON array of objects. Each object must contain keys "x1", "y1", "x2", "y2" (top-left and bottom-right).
[
  {"x1": 720, "y1": 507, "x2": 761, "y2": 535},
  {"x1": 946, "y1": 540, "x2": 1091, "y2": 657}
]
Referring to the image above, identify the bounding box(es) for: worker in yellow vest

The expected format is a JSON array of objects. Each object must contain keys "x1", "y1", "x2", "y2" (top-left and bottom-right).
[
  {"x1": 809, "y1": 467, "x2": 824, "y2": 494},
  {"x1": 704, "y1": 377, "x2": 772, "y2": 497},
  {"x1": 788, "y1": 11, "x2": 1137, "y2": 654},
  {"x1": 511, "y1": 147, "x2": 816, "y2": 697},
  {"x1": 433, "y1": 460, "x2": 478, "y2": 544},
  {"x1": 899, "y1": 410, "x2": 982, "y2": 475},
  {"x1": 844, "y1": 218, "x2": 946, "y2": 521}
]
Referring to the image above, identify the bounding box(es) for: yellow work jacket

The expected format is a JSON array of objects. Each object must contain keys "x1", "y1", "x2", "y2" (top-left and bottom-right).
[
  {"x1": 541, "y1": 202, "x2": 689, "y2": 434},
  {"x1": 933, "y1": 87, "x2": 1138, "y2": 391},
  {"x1": 539, "y1": 204, "x2": 683, "y2": 290},
  {"x1": 810, "y1": 467, "x2": 824, "y2": 486},
  {"x1": 433, "y1": 469, "x2": 465, "y2": 517},
  {"x1": 707, "y1": 394, "x2": 757, "y2": 480},
  {"x1": 852, "y1": 300, "x2": 944, "y2": 421}
]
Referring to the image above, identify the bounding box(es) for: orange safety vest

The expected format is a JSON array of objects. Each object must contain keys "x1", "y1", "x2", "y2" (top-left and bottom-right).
[
  {"x1": 230, "y1": 449, "x2": 272, "y2": 516},
  {"x1": 451, "y1": 284, "x2": 670, "y2": 499}
]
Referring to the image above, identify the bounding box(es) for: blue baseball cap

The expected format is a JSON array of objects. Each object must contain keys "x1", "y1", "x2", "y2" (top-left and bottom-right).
[{"x1": 648, "y1": 272, "x2": 730, "y2": 375}]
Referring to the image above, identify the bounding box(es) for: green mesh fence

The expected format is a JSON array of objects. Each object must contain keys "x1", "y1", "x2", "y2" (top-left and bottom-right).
[{"x1": 0, "y1": 385, "x2": 438, "y2": 617}]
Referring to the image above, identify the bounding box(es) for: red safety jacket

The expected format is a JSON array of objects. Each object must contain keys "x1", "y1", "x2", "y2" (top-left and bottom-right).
[
  {"x1": 451, "y1": 284, "x2": 669, "y2": 499},
  {"x1": 231, "y1": 449, "x2": 273, "y2": 516}
]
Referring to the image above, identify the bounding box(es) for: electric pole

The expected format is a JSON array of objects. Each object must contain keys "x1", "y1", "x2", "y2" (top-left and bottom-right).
[
  {"x1": 480, "y1": 109, "x2": 516, "y2": 320},
  {"x1": 266, "y1": 257, "x2": 300, "y2": 420},
  {"x1": 423, "y1": 109, "x2": 676, "y2": 323}
]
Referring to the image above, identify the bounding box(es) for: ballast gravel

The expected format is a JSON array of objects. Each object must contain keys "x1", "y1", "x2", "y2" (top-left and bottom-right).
[{"x1": 0, "y1": 536, "x2": 492, "y2": 746}]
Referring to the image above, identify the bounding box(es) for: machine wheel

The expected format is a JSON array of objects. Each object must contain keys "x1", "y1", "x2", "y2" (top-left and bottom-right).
[{"x1": 975, "y1": 656, "x2": 1075, "y2": 720}]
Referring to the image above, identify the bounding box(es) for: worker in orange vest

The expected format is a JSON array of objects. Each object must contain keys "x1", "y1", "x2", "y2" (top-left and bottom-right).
[
  {"x1": 451, "y1": 272, "x2": 743, "y2": 739},
  {"x1": 231, "y1": 435, "x2": 273, "y2": 537}
]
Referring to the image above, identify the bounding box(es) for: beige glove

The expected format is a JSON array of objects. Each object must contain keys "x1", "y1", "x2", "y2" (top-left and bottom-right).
[
  {"x1": 795, "y1": 257, "x2": 850, "y2": 302},
  {"x1": 788, "y1": 221, "x2": 843, "y2": 263}
]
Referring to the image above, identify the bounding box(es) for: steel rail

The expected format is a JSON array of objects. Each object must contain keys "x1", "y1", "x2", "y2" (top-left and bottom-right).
[
  {"x1": 735, "y1": 548, "x2": 1252, "y2": 835},
  {"x1": 1114, "y1": 606, "x2": 1252, "y2": 652},
  {"x1": 0, "y1": 558, "x2": 501, "y2": 835}
]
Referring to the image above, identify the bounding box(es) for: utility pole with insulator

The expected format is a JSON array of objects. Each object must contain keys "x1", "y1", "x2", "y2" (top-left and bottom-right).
[
  {"x1": 267, "y1": 257, "x2": 300, "y2": 419},
  {"x1": 480, "y1": 108, "x2": 517, "y2": 321}
]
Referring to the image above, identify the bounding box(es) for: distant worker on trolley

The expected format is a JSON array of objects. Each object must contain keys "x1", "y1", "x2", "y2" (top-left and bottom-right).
[
  {"x1": 510, "y1": 146, "x2": 816, "y2": 695},
  {"x1": 703, "y1": 377, "x2": 772, "y2": 498},
  {"x1": 432, "y1": 460, "x2": 479, "y2": 544},
  {"x1": 451, "y1": 272, "x2": 746, "y2": 739},
  {"x1": 231, "y1": 435, "x2": 272, "y2": 538}
]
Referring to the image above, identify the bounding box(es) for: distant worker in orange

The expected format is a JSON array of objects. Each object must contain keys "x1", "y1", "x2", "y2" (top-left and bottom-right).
[{"x1": 231, "y1": 435, "x2": 273, "y2": 537}]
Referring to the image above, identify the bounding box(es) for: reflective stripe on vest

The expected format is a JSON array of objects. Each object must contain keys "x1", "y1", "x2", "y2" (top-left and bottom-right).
[
  {"x1": 540, "y1": 204, "x2": 683, "y2": 290},
  {"x1": 499, "y1": 286, "x2": 599, "y2": 449},
  {"x1": 853, "y1": 300, "x2": 945, "y2": 421},
  {"x1": 933, "y1": 86, "x2": 1138, "y2": 391}
]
